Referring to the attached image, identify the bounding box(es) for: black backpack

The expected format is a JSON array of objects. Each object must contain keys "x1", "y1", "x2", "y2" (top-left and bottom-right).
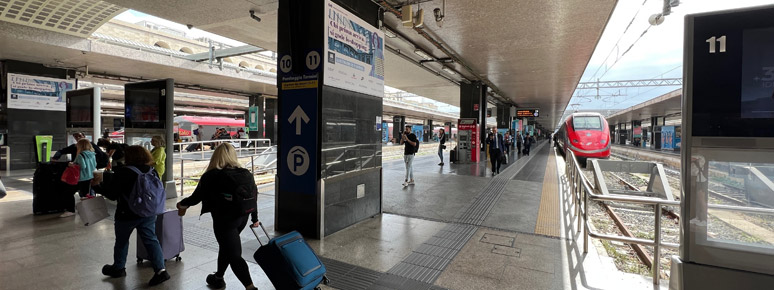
[
  {"x1": 95, "y1": 149, "x2": 109, "y2": 169},
  {"x1": 414, "y1": 138, "x2": 420, "y2": 153},
  {"x1": 221, "y1": 168, "x2": 258, "y2": 215}
]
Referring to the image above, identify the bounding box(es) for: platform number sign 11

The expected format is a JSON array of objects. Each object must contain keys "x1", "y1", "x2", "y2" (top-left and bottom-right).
[{"x1": 706, "y1": 35, "x2": 727, "y2": 53}]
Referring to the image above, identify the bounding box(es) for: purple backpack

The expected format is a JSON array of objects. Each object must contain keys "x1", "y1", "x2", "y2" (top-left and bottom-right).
[{"x1": 124, "y1": 166, "x2": 166, "y2": 217}]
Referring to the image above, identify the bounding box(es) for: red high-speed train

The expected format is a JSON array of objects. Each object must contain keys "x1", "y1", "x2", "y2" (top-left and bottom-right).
[{"x1": 555, "y1": 112, "x2": 611, "y2": 162}]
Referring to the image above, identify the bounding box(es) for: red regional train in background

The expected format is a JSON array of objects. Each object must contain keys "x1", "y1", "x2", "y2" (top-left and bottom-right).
[{"x1": 555, "y1": 112, "x2": 611, "y2": 164}]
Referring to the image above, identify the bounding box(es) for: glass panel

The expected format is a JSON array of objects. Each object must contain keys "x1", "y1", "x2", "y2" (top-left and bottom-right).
[
  {"x1": 706, "y1": 160, "x2": 774, "y2": 250},
  {"x1": 572, "y1": 116, "x2": 602, "y2": 130}
]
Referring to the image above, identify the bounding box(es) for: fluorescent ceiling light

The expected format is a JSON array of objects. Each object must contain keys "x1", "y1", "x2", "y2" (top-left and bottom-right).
[
  {"x1": 413, "y1": 49, "x2": 433, "y2": 60},
  {"x1": 384, "y1": 29, "x2": 397, "y2": 38},
  {"x1": 442, "y1": 66, "x2": 456, "y2": 75}
]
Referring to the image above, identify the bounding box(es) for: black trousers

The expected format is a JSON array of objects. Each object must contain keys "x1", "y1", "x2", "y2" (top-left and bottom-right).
[
  {"x1": 213, "y1": 214, "x2": 253, "y2": 286},
  {"x1": 489, "y1": 150, "x2": 501, "y2": 174}
]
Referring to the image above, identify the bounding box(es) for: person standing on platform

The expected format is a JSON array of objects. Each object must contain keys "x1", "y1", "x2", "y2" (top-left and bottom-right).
[
  {"x1": 400, "y1": 125, "x2": 418, "y2": 187},
  {"x1": 438, "y1": 128, "x2": 446, "y2": 166},
  {"x1": 516, "y1": 132, "x2": 523, "y2": 155},
  {"x1": 524, "y1": 134, "x2": 534, "y2": 156},
  {"x1": 487, "y1": 131, "x2": 504, "y2": 176},
  {"x1": 60, "y1": 139, "x2": 97, "y2": 218},
  {"x1": 176, "y1": 143, "x2": 259, "y2": 290},
  {"x1": 100, "y1": 146, "x2": 170, "y2": 286},
  {"x1": 150, "y1": 136, "x2": 166, "y2": 181}
]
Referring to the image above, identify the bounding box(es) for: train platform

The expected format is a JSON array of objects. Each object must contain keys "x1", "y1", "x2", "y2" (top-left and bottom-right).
[{"x1": 0, "y1": 141, "x2": 665, "y2": 290}]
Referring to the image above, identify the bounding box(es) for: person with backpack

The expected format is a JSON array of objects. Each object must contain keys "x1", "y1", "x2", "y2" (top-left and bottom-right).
[
  {"x1": 100, "y1": 145, "x2": 170, "y2": 286},
  {"x1": 400, "y1": 125, "x2": 418, "y2": 187},
  {"x1": 176, "y1": 143, "x2": 259, "y2": 290},
  {"x1": 59, "y1": 139, "x2": 98, "y2": 218}
]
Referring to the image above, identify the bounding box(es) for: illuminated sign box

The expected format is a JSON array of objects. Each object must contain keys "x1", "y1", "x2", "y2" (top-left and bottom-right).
[{"x1": 516, "y1": 109, "x2": 539, "y2": 118}]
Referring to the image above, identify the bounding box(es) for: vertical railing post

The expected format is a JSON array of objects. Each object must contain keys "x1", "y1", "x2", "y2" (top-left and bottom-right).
[
  {"x1": 577, "y1": 170, "x2": 582, "y2": 233},
  {"x1": 583, "y1": 186, "x2": 588, "y2": 254},
  {"x1": 180, "y1": 158, "x2": 184, "y2": 197},
  {"x1": 653, "y1": 204, "x2": 662, "y2": 285}
]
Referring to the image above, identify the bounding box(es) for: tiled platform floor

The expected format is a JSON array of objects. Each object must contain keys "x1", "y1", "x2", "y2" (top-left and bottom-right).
[{"x1": 0, "y1": 141, "x2": 666, "y2": 289}]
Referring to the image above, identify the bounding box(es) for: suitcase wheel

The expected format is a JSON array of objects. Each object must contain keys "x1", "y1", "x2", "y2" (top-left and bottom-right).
[
  {"x1": 323, "y1": 276, "x2": 330, "y2": 285},
  {"x1": 175, "y1": 255, "x2": 182, "y2": 262}
]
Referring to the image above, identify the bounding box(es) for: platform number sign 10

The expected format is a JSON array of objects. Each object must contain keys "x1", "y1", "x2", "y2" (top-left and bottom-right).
[
  {"x1": 280, "y1": 55, "x2": 293, "y2": 73},
  {"x1": 706, "y1": 35, "x2": 727, "y2": 53}
]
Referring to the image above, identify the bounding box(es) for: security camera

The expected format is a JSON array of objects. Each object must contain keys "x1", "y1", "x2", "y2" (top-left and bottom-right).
[
  {"x1": 649, "y1": 13, "x2": 664, "y2": 25},
  {"x1": 249, "y1": 10, "x2": 261, "y2": 22},
  {"x1": 433, "y1": 8, "x2": 443, "y2": 22}
]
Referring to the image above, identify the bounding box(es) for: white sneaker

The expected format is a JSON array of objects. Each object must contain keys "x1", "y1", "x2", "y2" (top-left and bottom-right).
[
  {"x1": 408, "y1": 180, "x2": 415, "y2": 185},
  {"x1": 402, "y1": 182, "x2": 408, "y2": 187},
  {"x1": 59, "y1": 211, "x2": 75, "y2": 218}
]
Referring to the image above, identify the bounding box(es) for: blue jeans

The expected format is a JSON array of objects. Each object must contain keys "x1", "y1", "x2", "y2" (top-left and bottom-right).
[
  {"x1": 404, "y1": 154, "x2": 414, "y2": 181},
  {"x1": 438, "y1": 146, "x2": 444, "y2": 162},
  {"x1": 113, "y1": 216, "x2": 165, "y2": 272}
]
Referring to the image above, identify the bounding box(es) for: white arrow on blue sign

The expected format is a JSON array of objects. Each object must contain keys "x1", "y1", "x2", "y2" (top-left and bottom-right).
[{"x1": 288, "y1": 105, "x2": 310, "y2": 135}]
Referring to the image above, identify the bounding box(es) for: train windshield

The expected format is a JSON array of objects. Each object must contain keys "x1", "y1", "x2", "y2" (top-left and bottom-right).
[{"x1": 572, "y1": 116, "x2": 602, "y2": 130}]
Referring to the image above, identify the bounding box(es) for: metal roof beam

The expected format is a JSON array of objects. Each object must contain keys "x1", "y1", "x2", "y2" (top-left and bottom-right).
[
  {"x1": 577, "y1": 78, "x2": 682, "y2": 90},
  {"x1": 185, "y1": 45, "x2": 265, "y2": 61}
]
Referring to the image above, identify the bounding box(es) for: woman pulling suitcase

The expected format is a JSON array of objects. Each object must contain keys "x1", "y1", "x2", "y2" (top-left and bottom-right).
[{"x1": 177, "y1": 143, "x2": 260, "y2": 290}]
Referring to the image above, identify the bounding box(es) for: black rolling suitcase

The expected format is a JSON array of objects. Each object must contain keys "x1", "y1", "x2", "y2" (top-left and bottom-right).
[
  {"x1": 33, "y1": 162, "x2": 76, "y2": 215},
  {"x1": 450, "y1": 149, "x2": 457, "y2": 163}
]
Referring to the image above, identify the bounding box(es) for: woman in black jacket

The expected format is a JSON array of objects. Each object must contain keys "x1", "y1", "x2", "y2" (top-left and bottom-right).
[
  {"x1": 177, "y1": 143, "x2": 259, "y2": 290},
  {"x1": 101, "y1": 146, "x2": 170, "y2": 286}
]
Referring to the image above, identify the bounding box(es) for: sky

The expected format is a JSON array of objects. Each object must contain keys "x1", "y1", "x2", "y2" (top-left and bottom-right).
[{"x1": 569, "y1": 0, "x2": 773, "y2": 113}]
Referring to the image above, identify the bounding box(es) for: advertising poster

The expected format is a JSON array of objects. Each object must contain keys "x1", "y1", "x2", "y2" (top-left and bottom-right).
[
  {"x1": 324, "y1": 0, "x2": 385, "y2": 97},
  {"x1": 7, "y1": 73, "x2": 75, "y2": 111},
  {"x1": 661, "y1": 126, "x2": 675, "y2": 150}
]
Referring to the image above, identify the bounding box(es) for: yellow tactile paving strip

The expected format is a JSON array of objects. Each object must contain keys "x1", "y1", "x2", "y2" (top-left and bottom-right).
[{"x1": 534, "y1": 150, "x2": 560, "y2": 237}]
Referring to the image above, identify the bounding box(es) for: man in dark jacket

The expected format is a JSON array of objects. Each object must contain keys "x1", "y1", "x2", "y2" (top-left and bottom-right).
[
  {"x1": 487, "y1": 131, "x2": 504, "y2": 176},
  {"x1": 54, "y1": 132, "x2": 107, "y2": 166}
]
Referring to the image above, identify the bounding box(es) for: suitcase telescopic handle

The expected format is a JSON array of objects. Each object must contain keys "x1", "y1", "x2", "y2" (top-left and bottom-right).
[{"x1": 249, "y1": 221, "x2": 270, "y2": 246}]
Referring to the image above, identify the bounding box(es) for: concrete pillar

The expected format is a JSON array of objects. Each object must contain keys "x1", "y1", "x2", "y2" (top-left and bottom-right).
[
  {"x1": 425, "y1": 119, "x2": 433, "y2": 142},
  {"x1": 276, "y1": 0, "x2": 382, "y2": 238},
  {"x1": 264, "y1": 97, "x2": 277, "y2": 144},
  {"x1": 460, "y1": 81, "x2": 487, "y2": 152}
]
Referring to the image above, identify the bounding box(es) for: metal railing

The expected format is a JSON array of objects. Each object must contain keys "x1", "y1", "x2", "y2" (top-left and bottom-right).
[
  {"x1": 565, "y1": 150, "x2": 774, "y2": 285},
  {"x1": 174, "y1": 138, "x2": 271, "y2": 161},
  {"x1": 565, "y1": 149, "x2": 679, "y2": 286},
  {"x1": 173, "y1": 139, "x2": 274, "y2": 195}
]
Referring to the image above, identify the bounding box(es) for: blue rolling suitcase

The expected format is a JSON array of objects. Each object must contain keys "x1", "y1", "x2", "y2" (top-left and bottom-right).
[{"x1": 251, "y1": 223, "x2": 329, "y2": 290}]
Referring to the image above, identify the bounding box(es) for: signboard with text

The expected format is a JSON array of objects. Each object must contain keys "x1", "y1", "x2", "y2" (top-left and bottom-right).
[
  {"x1": 8, "y1": 73, "x2": 74, "y2": 111},
  {"x1": 323, "y1": 0, "x2": 385, "y2": 97},
  {"x1": 516, "y1": 109, "x2": 539, "y2": 118}
]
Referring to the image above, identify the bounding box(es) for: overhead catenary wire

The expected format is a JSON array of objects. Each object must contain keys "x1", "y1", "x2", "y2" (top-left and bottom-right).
[{"x1": 583, "y1": 0, "x2": 651, "y2": 83}]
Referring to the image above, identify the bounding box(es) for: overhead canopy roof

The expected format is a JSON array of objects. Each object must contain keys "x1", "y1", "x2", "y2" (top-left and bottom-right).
[
  {"x1": 99, "y1": 0, "x2": 618, "y2": 129},
  {"x1": 606, "y1": 89, "x2": 682, "y2": 125}
]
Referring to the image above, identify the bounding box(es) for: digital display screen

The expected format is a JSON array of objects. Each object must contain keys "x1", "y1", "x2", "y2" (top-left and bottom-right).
[
  {"x1": 67, "y1": 93, "x2": 92, "y2": 124},
  {"x1": 741, "y1": 27, "x2": 774, "y2": 118},
  {"x1": 516, "y1": 109, "x2": 539, "y2": 118},
  {"x1": 126, "y1": 88, "x2": 161, "y2": 124},
  {"x1": 690, "y1": 7, "x2": 774, "y2": 137}
]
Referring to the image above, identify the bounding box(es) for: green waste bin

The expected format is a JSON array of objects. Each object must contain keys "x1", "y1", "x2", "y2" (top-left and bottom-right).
[{"x1": 35, "y1": 135, "x2": 53, "y2": 163}]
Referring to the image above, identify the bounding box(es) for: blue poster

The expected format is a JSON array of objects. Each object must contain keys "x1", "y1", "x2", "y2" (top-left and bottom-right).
[{"x1": 661, "y1": 126, "x2": 675, "y2": 150}]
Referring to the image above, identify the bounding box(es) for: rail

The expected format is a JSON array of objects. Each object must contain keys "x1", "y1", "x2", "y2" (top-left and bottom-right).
[
  {"x1": 565, "y1": 150, "x2": 774, "y2": 285},
  {"x1": 566, "y1": 149, "x2": 679, "y2": 286},
  {"x1": 173, "y1": 139, "x2": 274, "y2": 195},
  {"x1": 174, "y1": 138, "x2": 271, "y2": 161}
]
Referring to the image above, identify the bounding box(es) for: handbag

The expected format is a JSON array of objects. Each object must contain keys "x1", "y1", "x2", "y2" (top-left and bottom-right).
[
  {"x1": 75, "y1": 196, "x2": 109, "y2": 226},
  {"x1": 441, "y1": 145, "x2": 447, "y2": 149},
  {"x1": 61, "y1": 165, "x2": 81, "y2": 185}
]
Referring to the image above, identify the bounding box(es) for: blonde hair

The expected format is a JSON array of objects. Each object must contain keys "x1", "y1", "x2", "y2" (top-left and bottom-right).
[
  {"x1": 206, "y1": 143, "x2": 241, "y2": 172},
  {"x1": 76, "y1": 139, "x2": 93, "y2": 155},
  {"x1": 151, "y1": 136, "x2": 165, "y2": 147}
]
